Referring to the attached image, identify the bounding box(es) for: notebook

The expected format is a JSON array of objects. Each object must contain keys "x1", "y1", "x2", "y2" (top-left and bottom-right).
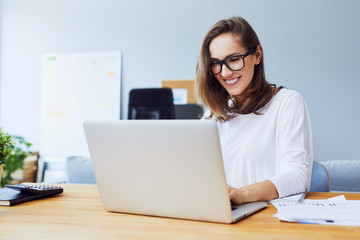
[
  {"x1": 0, "y1": 185, "x2": 63, "y2": 206},
  {"x1": 83, "y1": 120, "x2": 267, "y2": 223}
]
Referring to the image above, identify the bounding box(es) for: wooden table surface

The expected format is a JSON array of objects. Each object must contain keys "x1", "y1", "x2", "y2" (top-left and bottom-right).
[{"x1": 0, "y1": 184, "x2": 359, "y2": 240}]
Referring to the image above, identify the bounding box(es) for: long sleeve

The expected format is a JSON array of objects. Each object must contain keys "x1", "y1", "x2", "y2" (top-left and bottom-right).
[
  {"x1": 269, "y1": 92, "x2": 313, "y2": 197},
  {"x1": 217, "y1": 89, "x2": 313, "y2": 198}
]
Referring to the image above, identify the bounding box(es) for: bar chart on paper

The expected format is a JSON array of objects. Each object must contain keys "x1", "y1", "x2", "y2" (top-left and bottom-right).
[{"x1": 41, "y1": 52, "x2": 121, "y2": 159}]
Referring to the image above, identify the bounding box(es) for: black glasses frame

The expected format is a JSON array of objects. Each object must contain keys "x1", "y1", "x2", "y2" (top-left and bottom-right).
[{"x1": 211, "y1": 47, "x2": 256, "y2": 75}]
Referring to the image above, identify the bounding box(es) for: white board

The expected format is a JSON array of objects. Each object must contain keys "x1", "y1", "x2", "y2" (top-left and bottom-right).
[{"x1": 41, "y1": 52, "x2": 121, "y2": 158}]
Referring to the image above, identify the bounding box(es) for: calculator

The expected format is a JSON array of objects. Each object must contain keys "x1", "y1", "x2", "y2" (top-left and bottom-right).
[{"x1": 5, "y1": 184, "x2": 64, "y2": 195}]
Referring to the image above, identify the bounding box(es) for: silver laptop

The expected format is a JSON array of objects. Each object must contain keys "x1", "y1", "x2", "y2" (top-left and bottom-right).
[{"x1": 83, "y1": 120, "x2": 267, "y2": 223}]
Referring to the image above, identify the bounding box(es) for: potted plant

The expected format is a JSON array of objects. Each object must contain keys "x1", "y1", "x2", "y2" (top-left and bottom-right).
[
  {"x1": 1, "y1": 135, "x2": 33, "y2": 187},
  {"x1": 0, "y1": 128, "x2": 14, "y2": 187}
]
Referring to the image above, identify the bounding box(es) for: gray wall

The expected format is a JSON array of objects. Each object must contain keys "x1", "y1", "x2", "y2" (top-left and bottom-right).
[{"x1": 0, "y1": 0, "x2": 359, "y2": 161}]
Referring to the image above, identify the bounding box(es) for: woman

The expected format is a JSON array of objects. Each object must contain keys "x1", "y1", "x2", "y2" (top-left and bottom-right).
[{"x1": 196, "y1": 17, "x2": 313, "y2": 204}]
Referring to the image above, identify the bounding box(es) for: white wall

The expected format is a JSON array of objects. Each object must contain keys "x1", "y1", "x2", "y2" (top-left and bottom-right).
[
  {"x1": 0, "y1": 0, "x2": 359, "y2": 161},
  {"x1": 0, "y1": 0, "x2": 2, "y2": 122}
]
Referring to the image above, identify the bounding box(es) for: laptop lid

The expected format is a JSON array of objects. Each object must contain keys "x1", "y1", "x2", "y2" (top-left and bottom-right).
[{"x1": 83, "y1": 120, "x2": 266, "y2": 223}]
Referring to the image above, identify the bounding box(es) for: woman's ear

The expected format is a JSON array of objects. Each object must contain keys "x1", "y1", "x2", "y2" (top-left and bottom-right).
[{"x1": 255, "y1": 45, "x2": 263, "y2": 65}]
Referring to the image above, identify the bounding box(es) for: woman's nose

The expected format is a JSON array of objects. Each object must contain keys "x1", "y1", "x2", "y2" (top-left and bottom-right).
[{"x1": 220, "y1": 64, "x2": 233, "y2": 77}]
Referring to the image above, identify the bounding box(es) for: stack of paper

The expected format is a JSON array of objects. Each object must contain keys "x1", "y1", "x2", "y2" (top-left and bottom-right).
[{"x1": 271, "y1": 195, "x2": 360, "y2": 226}]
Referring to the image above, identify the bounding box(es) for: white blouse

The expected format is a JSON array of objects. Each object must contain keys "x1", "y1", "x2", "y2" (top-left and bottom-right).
[{"x1": 207, "y1": 89, "x2": 313, "y2": 198}]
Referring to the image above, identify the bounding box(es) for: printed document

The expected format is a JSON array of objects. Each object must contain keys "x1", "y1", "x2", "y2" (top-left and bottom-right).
[{"x1": 271, "y1": 195, "x2": 360, "y2": 226}]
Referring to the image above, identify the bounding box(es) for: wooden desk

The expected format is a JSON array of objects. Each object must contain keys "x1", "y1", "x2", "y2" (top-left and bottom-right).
[{"x1": 0, "y1": 184, "x2": 359, "y2": 240}]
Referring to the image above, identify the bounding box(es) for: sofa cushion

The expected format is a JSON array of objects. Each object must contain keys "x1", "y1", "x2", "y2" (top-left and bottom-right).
[
  {"x1": 320, "y1": 160, "x2": 360, "y2": 192},
  {"x1": 65, "y1": 156, "x2": 96, "y2": 184}
]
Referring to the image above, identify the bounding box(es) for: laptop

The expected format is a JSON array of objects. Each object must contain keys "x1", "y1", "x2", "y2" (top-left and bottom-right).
[{"x1": 83, "y1": 120, "x2": 267, "y2": 223}]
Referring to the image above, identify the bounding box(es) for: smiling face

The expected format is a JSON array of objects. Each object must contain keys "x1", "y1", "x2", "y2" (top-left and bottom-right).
[{"x1": 209, "y1": 33, "x2": 262, "y2": 99}]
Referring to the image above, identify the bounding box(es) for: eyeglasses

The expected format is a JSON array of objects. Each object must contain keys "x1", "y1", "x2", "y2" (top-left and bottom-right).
[{"x1": 210, "y1": 47, "x2": 256, "y2": 75}]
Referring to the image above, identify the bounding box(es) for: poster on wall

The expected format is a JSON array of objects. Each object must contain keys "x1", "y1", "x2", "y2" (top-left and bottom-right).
[{"x1": 41, "y1": 51, "x2": 121, "y2": 159}]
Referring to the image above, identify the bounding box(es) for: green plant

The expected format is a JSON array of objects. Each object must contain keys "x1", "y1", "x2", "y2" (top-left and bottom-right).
[
  {"x1": 0, "y1": 128, "x2": 14, "y2": 163},
  {"x1": 1, "y1": 135, "x2": 32, "y2": 187}
]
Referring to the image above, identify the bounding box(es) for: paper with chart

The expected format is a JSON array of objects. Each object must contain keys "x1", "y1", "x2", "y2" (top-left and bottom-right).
[
  {"x1": 272, "y1": 195, "x2": 360, "y2": 226},
  {"x1": 41, "y1": 52, "x2": 121, "y2": 158}
]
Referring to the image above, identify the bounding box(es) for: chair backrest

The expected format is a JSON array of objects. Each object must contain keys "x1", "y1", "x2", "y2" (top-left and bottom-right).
[
  {"x1": 310, "y1": 161, "x2": 330, "y2": 192},
  {"x1": 128, "y1": 88, "x2": 175, "y2": 119},
  {"x1": 174, "y1": 104, "x2": 204, "y2": 119}
]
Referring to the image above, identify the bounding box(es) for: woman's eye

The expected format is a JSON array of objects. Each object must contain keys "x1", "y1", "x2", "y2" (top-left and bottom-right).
[{"x1": 229, "y1": 57, "x2": 241, "y2": 63}]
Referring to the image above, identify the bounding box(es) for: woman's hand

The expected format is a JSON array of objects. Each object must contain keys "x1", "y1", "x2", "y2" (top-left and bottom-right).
[
  {"x1": 228, "y1": 180, "x2": 279, "y2": 204},
  {"x1": 228, "y1": 185, "x2": 248, "y2": 205}
]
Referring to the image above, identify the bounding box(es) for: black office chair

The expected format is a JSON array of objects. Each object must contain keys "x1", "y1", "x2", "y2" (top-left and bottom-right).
[
  {"x1": 128, "y1": 88, "x2": 175, "y2": 119},
  {"x1": 174, "y1": 104, "x2": 204, "y2": 119}
]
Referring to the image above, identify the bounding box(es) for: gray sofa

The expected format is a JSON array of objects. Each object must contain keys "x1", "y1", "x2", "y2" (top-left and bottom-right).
[
  {"x1": 320, "y1": 159, "x2": 360, "y2": 192},
  {"x1": 65, "y1": 156, "x2": 96, "y2": 184},
  {"x1": 65, "y1": 156, "x2": 359, "y2": 192}
]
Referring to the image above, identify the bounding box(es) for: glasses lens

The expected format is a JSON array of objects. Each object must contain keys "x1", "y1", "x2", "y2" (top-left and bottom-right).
[
  {"x1": 226, "y1": 56, "x2": 244, "y2": 71},
  {"x1": 211, "y1": 62, "x2": 221, "y2": 74}
]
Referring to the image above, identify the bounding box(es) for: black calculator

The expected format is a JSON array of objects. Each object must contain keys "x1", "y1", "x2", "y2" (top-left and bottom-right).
[{"x1": 5, "y1": 184, "x2": 64, "y2": 195}]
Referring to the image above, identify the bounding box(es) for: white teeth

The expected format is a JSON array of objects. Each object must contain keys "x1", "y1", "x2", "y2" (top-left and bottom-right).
[{"x1": 225, "y1": 78, "x2": 239, "y2": 85}]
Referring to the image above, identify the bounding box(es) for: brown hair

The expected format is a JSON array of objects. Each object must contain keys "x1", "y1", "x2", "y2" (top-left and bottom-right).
[{"x1": 196, "y1": 17, "x2": 281, "y2": 122}]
